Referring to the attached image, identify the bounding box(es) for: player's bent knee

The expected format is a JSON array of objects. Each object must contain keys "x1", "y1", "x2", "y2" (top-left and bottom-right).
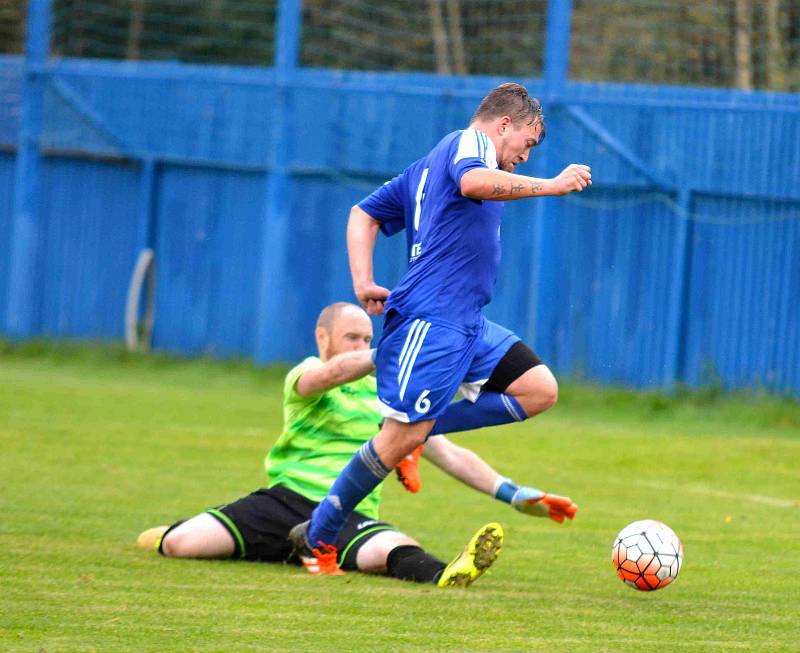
[
  {"x1": 533, "y1": 371, "x2": 558, "y2": 413},
  {"x1": 160, "y1": 514, "x2": 236, "y2": 558},
  {"x1": 356, "y1": 531, "x2": 419, "y2": 573},
  {"x1": 508, "y1": 365, "x2": 558, "y2": 417},
  {"x1": 160, "y1": 530, "x2": 191, "y2": 557},
  {"x1": 529, "y1": 374, "x2": 558, "y2": 415},
  {"x1": 384, "y1": 419, "x2": 431, "y2": 446},
  {"x1": 376, "y1": 418, "x2": 434, "y2": 467}
]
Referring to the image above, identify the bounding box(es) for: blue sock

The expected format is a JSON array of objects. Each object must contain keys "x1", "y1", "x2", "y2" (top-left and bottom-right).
[
  {"x1": 429, "y1": 391, "x2": 526, "y2": 436},
  {"x1": 308, "y1": 438, "x2": 390, "y2": 546}
]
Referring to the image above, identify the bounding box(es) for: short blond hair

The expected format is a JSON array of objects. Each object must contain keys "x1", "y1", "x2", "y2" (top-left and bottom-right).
[{"x1": 472, "y1": 82, "x2": 546, "y2": 141}]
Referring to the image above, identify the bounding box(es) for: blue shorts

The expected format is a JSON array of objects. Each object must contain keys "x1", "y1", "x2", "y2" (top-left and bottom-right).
[{"x1": 375, "y1": 310, "x2": 520, "y2": 423}]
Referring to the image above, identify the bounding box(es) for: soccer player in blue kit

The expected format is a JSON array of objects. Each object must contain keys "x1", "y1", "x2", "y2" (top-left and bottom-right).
[{"x1": 291, "y1": 82, "x2": 590, "y2": 574}]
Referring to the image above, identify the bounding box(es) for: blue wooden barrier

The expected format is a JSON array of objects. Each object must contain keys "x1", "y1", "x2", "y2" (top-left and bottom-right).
[{"x1": 1, "y1": 0, "x2": 799, "y2": 396}]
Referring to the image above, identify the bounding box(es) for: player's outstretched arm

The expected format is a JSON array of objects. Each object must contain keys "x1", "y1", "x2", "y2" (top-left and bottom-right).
[
  {"x1": 347, "y1": 205, "x2": 390, "y2": 316},
  {"x1": 295, "y1": 349, "x2": 376, "y2": 398},
  {"x1": 422, "y1": 435, "x2": 578, "y2": 523},
  {"x1": 460, "y1": 164, "x2": 591, "y2": 201}
]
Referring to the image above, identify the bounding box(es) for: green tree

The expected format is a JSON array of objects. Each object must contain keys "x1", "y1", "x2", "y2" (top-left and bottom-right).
[
  {"x1": 3, "y1": 0, "x2": 797, "y2": 92},
  {"x1": 0, "y1": 0, "x2": 25, "y2": 54}
]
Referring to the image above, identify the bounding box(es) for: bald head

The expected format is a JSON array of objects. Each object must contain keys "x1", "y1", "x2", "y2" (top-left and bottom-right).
[
  {"x1": 316, "y1": 302, "x2": 358, "y2": 332},
  {"x1": 315, "y1": 302, "x2": 373, "y2": 361}
]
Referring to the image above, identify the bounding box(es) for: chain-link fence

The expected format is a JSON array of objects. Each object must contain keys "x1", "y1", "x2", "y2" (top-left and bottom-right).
[
  {"x1": 2, "y1": 0, "x2": 799, "y2": 90},
  {"x1": 49, "y1": 0, "x2": 277, "y2": 65},
  {"x1": 301, "y1": 0, "x2": 547, "y2": 76},
  {"x1": 571, "y1": 0, "x2": 800, "y2": 91},
  {"x1": 0, "y1": 2, "x2": 25, "y2": 54}
]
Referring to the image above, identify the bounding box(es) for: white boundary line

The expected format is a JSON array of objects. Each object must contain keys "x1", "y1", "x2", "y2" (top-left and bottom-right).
[{"x1": 640, "y1": 480, "x2": 798, "y2": 508}]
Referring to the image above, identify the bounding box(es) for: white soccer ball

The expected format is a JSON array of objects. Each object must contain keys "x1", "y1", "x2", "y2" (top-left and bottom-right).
[{"x1": 611, "y1": 519, "x2": 684, "y2": 591}]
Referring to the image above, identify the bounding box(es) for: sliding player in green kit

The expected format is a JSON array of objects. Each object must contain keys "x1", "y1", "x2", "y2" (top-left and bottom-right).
[{"x1": 138, "y1": 302, "x2": 577, "y2": 587}]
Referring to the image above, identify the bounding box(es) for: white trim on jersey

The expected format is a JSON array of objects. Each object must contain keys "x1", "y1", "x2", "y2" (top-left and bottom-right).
[
  {"x1": 453, "y1": 128, "x2": 498, "y2": 170},
  {"x1": 413, "y1": 167, "x2": 429, "y2": 231}
]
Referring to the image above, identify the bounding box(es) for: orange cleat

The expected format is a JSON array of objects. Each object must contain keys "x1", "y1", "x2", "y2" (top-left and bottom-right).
[
  {"x1": 395, "y1": 444, "x2": 423, "y2": 493},
  {"x1": 288, "y1": 521, "x2": 344, "y2": 575},
  {"x1": 301, "y1": 543, "x2": 345, "y2": 576}
]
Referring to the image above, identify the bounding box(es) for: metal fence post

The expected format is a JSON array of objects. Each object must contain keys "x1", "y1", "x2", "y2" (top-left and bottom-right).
[
  {"x1": 543, "y1": 0, "x2": 572, "y2": 97},
  {"x1": 528, "y1": 0, "x2": 573, "y2": 362},
  {"x1": 663, "y1": 188, "x2": 693, "y2": 386},
  {"x1": 254, "y1": 0, "x2": 302, "y2": 364},
  {"x1": 6, "y1": 0, "x2": 52, "y2": 338},
  {"x1": 136, "y1": 158, "x2": 157, "y2": 253}
]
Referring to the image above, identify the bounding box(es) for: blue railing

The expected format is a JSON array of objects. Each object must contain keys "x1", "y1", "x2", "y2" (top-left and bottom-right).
[{"x1": 2, "y1": 0, "x2": 799, "y2": 396}]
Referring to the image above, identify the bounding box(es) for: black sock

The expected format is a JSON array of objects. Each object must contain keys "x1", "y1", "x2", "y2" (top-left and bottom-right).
[
  {"x1": 386, "y1": 545, "x2": 447, "y2": 584},
  {"x1": 157, "y1": 519, "x2": 186, "y2": 555}
]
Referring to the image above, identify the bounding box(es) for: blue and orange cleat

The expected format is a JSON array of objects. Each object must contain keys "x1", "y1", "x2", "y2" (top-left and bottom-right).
[{"x1": 288, "y1": 520, "x2": 344, "y2": 576}]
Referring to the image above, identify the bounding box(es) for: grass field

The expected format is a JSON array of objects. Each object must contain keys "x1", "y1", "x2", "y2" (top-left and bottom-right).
[{"x1": 1, "y1": 342, "x2": 799, "y2": 652}]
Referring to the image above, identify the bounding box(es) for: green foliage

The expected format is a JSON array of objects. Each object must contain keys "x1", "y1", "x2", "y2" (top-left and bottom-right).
[
  {"x1": 3, "y1": 0, "x2": 799, "y2": 90},
  {"x1": 300, "y1": 0, "x2": 546, "y2": 75},
  {"x1": 571, "y1": 0, "x2": 800, "y2": 90},
  {"x1": 48, "y1": 0, "x2": 276, "y2": 64},
  {"x1": 0, "y1": 0, "x2": 25, "y2": 54},
  {"x1": 1, "y1": 346, "x2": 798, "y2": 651}
]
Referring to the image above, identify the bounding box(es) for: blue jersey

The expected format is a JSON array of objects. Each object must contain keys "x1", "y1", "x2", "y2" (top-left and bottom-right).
[{"x1": 359, "y1": 129, "x2": 504, "y2": 332}]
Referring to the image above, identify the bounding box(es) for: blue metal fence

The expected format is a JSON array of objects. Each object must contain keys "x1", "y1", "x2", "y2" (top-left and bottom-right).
[
  {"x1": 1, "y1": 0, "x2": 799, "y2": 396},
  {"x1": 0, "y1": 152, "x2": 15, "y2": 331}
]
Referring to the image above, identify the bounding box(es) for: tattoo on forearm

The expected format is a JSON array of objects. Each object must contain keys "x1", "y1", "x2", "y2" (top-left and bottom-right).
[
  {"x1": 492, "y1": 184, "x2": 506, "y2": 196},
  {"x1": 531, "y1": 182, "x2": 543, "y2": 194},
  {"x1": 510, "y1": 183, "x2": 523, "y2": 196}
]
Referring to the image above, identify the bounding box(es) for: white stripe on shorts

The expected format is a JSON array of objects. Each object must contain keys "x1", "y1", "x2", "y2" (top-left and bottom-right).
[
  {"x1": 397, "y1": 319, "x2": 422, "y2": 381},
  {"x1": 397, "y1": 320, "x2": 425, "y2": 384},
  {"x1": 399, "y1": 321, "x2": 431, "y2": 401}
]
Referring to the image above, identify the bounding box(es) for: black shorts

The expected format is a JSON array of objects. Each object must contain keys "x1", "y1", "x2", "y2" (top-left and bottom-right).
[{"x1": 204, "y1": 485, "x2": 395, "y2": 570}]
